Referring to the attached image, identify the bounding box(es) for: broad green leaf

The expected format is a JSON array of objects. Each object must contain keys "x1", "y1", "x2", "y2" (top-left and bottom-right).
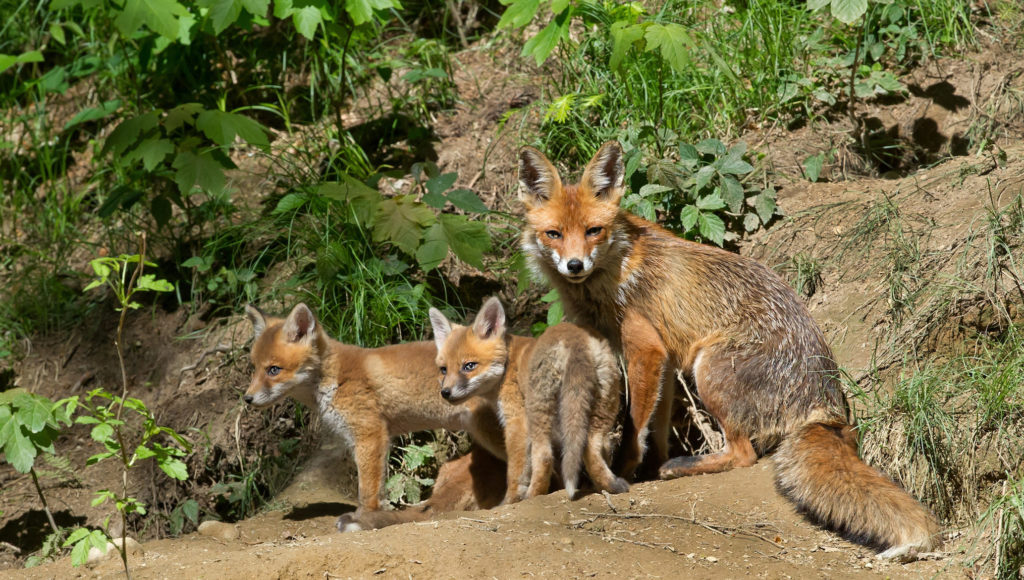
[
  {"x1": 719, "y1": 176, "x2": 744, "y2": 213},
  {"x1": 680, "y1": 205, "x2": 699, "y2": 231},
  {"x1": 522, "y1": 12, "x2": 569, "y2": 66},
  {"x1": 718, "y1": 152, "x2": 754, "y2": 175},
  {"x1": 15, "y1": 393, "x2": 50, "y2": 433},
  {"x1": 415, "y1": 222, "x2": 447, "y2": 271},
  {"x1": 807, "y1": 0, "x2": 830, "y2": 9},
  {"x1": 164, "y1": 103, "x2": 203, "y2": 133},
  {"x1": 497, "y1": 0, "x2": 539, "y2": 30},
  {"x1": 698, "y1": 212, "x2": 726, "y2": 246},
  {"x1": 103, "y1": 111, "x2": 160, "y2": 156},
  {"x1": 549, "y1": 0, "x2": 568, "y2": 14},
  {"x1": 644, "y1": 23, "x2": 695, "y2": 73},
  {"x1": 63, "y1": 528, "x2": 91, "y2": 546},
  {"x1": 0, "y1": 51, "x2": 44, "y2": 75},
  {"x1": 694, "y1": 165, "x2": 716, "y2": 192},
  {"x1": 130, "y1": 138, "x2": 174, "y2": 172},
  {"x1": 421, "y1": 191, "x2": 447, "y2": 209},
  {"x1": 4, "y1": 423, "x2": 37, "y2": 473},
  {"x1": 64, "y1": 99, "x2": 121, "y2": 131},
  {"x1": 755, "y1": 190, "x2": 777, "y2": 224},
  {"x1": 546, "y1": 298, "x2": 563, "y2": 326},
  {"x1": 50, "y1": 22, "x2": 67, "y2": 45},
  {"x1": 159, "y1": 458, "x2": 189, "y2": 480},
  {"x1": 173, "y1": 151, "x2": 226, "y2": 195},
  {"x1": 273, "y1": 0, "x2": 293, "y2": 17},
  {"x1": 803, "y1": 152, "x2": 824, "y2": 182},
  {"x1": 90, "y1": 422, "x2": 114, "y2": 443},
  {"x1": 136, "y1": 274, "x2": 173, "y2": 292},
  {"x1": 609, "y1": 21, "x2": 644, "y2": 72},
  {"x1": 438, "y1": 213, "x2": 490, "y2": 269},
  {"x1": 183, "y1": 498, "x2": 199, "y2": 523},
  {"x1": 273, "y1": 192, "x2": 308, "y2": 214},
  {"x1": 240, "y1": 0, "x2": 268, "y2": 16},
  {"x1": 696, "y1": 193, "x2": 726, "y2": 211},
  {"x1": 196, "y1": 110, "x2": 269, "y2": 148},
  {"x1": 425, "y1": 172, "x2": 457, "y2": 196},
  {"x1": 114, "y1": 0, "x2": 191, "y2": 40},
  {"x1": 830, "y1": 0, "x2": 867, "y2": 24},
  {"x1": 345, "y1": 0, "x2": 396, "y2": 26},
  {"x1": 317, "y1": 176, "x2": 380, "y2": 225},
  {"x1": 292, "y1": 4, "x2": 322, "y2": 38},
  {"x1": 678, "y1": 142, "x2": 700, "y2": 161},
  {"x1": 695, "y1": 138, "x2": 726, "y2": 156},
  {"x1": 373, "y1": 195, "x2": 434, "y2": 256},
  {"x1": 446, "y1": 189, "x2": 489, "y2": 213},
  {"x1": 201, "y1": 0, "x2": 242, "y2": 34},
  {"x1": 638, "y1": 183, "x2": 673, "y2": 198},
  {"x1": 70, "y1": 536, "x2": 91, "y2": 566}
]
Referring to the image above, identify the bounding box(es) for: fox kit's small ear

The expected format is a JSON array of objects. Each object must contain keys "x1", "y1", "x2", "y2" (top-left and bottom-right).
[
  {"x1": 283, "y1": 303, "x2": 317, "y2": 344},
  {"x1": 245, "y1": 304, "x2": 267, "y2": 338},
  {"x1": 473, "y1": 297, "x2": 506, "y2": 340},
  {"x1": 581, "y1": 141, "x2": 624, "y2": 204},
  {"x1": 518, "y1": 147, "x2": 562, "y2": 208},
  {"x1": 428, "y1": 307, "x2": 452, "y2": 352}
]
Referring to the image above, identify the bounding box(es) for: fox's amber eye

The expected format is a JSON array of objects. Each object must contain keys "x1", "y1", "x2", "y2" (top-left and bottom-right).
[
  {"x1": 545, "y1": 230, "x2": 562, "y2": 239},
  {"x1": 439, "y1": 366, "x2": 447, "y2": 376},
  {"x1": 266, "y1": 365, "x2": 281, "y2": 377},
  {"x1": 586, "y1": 226, "x2": 603, "y2": 237},
  {"x1": 462, "y1": 362, "x2": 477, "y2": 372}
]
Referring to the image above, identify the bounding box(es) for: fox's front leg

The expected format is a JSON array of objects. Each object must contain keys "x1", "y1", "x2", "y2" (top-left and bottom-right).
[
  {"x1": 501, "y1": 412, "x2": 529, "y2": 504},
  {"x1": 619, "y1": 311, "x2": 669, "y2": 480},
  {"x1": 351, "y1": 422, "x2": 390, "y2": 512}
]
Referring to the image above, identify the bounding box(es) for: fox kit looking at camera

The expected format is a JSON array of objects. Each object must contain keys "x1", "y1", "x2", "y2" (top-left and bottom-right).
[
  {"x1": 244, "y1": 303, "x2": 506, "y2": 521},
  {"x1": 516, "y1": 142, "x2": 939, "y2": 559},
  {"x1": 429, "y1": 297, "x2": 627, "y2": 503}
]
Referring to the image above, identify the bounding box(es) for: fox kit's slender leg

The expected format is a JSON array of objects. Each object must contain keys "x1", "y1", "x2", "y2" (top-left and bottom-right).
[
  {"x1": 352, "y1": 423, "x2": 390, "y2": 512},
  {"x1": 659, "y1": 347, "x2": 757, "y2": 478},
  {"x1": 524, "y1": 406, "x2": 555, "y2": 499},
  {"x1": 465, "y1": 406, "x2": 508, "y2": 462},
  {"x1": 619, "y1": 311, "x2": 670, "y2": 479}
]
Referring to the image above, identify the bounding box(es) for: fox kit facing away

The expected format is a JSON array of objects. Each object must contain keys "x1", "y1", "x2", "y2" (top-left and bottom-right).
[
  {"x1": 517, "y1": 142, "x2": 939, "y2": 559},
  {"x1": 244, "y1": 303, "x2": 506, "y2": 516},
  {"x1": 429, "y1": 297, "x2": 628, "y2": 502}
]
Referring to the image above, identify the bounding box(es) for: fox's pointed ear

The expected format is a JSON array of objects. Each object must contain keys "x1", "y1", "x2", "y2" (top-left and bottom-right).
[
  {"x1": 428, "y1": 307, "x2": 452, "y2": 352},
  {"x1": 245, "y1": 304, "x2": 268, "y2": 338},
  {"x1": 518, "y1": 147, "x2": 562, "y2": 208},
  {"x1": 473, "y1": 297, "x2": 506, "y2": 340},
  {"x1": 581, "y1": 141, "x2": 624, "y2": 204},
  {"x1": 283, "y1": 303, "x2": 317, "y2": 344}
]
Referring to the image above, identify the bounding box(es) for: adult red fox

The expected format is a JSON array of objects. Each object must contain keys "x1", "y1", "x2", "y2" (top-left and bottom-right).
[
  {"x1": 516, "y1": 142, "x2": 939, "y2": 559},
  {"x1": 244, "y1": 303, "x2": 506, "y2": 519},
  {"x1": 429, "y1": 297, "x2": 628, "y2": 502}
]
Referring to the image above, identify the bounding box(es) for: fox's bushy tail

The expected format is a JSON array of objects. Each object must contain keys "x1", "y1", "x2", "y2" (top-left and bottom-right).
[
  {"x1": 558, "y1": 343, "x2": 597, "y2": 499},
  {"x1": 774, "y1": 422, "x2": 940, "y2": 559}
]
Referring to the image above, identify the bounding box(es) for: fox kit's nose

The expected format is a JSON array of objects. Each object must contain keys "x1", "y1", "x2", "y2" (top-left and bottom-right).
[
  {"x1": 567, "y1": 259, "x2": 584, "y2": 274},
  {"x1": 440, "y1": 388, "x2": 453, "y2": 401},
  {"x1": 243, "y1": 394, "x2": 254, "y2": 404}
]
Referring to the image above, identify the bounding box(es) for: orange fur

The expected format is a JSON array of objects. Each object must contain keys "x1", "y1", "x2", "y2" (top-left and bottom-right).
[
  {"x1": 244, "y1": 304, "x2": 506, "y2": 520},
  {"x1": 517, "y1": 142, "x2": 940, "y2": 558}
]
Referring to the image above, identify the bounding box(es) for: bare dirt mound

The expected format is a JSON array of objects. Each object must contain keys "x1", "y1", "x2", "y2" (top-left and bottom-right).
[{"x1": 7, "y1": 460, "x2": 952, "y2": 579}]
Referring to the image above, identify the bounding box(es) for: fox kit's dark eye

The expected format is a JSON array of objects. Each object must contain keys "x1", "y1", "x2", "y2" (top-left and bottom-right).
[
  {"x1": 545, "y1": 230, "x2": 562, "y2": 239},
  {"x1": 462, "y1": 362, "x2": 477, "y2": 372},
  {"x1": 266, "y1": 365, "x2": 281, "y2": 376},
  {"x1": 586, "y1": 226, "x2": 603, "y2": 237},
  {"x1": 439, "y1": 366, "x2": 447, "y2": 376}
]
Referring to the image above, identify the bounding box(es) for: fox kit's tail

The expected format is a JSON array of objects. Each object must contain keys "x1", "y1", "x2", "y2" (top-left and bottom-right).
[
  {"x1": 558, "y1": 341, "x2": 598, "y2": 499},
  {"x1": 774, "y1": 422, "x2": 940, "y2": 560}
]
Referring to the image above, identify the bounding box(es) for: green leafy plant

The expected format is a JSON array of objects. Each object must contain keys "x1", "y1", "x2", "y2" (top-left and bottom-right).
[
  {"x1": 0, "y1": 389, "x2": 78, "y2": 546},
  {"x1": 385, "y1": 442, "x2": 438, "y2": 505},
  {"x1": 76, "y1": 246, "x2": 190, "y2": 575},
  {"x1": 621, "y1": 136, "x2": 779, "y2": 246}
]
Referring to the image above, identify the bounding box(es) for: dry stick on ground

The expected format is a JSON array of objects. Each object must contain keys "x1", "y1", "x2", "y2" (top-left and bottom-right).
[
  {"x1": 177, "y1": 343, "x2": 232, "y2": 387},
  {"x1": 580, "y1": 511, "x2": 786, "y2": 550}
]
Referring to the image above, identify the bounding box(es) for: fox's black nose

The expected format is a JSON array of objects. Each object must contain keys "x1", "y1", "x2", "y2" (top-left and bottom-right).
[
  {"x1": 440, "y1": 388, "x2": 452, "y2": 401},
  {"x1": 243, "y1": 394, "x2": 254, "y2": 404},
  {"x1": 567, "y1": 259, "x2": 584, "y2": 274}
]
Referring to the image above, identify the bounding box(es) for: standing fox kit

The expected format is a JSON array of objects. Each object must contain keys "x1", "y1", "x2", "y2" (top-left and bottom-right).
[
  {"x1": 244, "y1": 303, "x2": 505, "y2": 515},
  {"x1": 429, "y1": 298, "x2": 627, "y2": 502},
  {"x1": 517, "y1": 142, "x2": 939, "y2": 558}
]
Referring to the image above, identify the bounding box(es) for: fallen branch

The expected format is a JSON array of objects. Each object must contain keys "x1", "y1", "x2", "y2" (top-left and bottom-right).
[{"x1": 581, "y1": 510, "x2": 785, "y2": 550}]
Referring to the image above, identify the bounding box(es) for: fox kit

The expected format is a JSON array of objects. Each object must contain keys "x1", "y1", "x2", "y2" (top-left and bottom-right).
[
  {"x1": 429, "y1": 297, "x2": 627, "y2": 502},
  {"x1": 244, "y1": 303, "x2": 505, "y2": 516},
  {"x1": 517, "y1": 142, "x2": 939, "y2": 558}
]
